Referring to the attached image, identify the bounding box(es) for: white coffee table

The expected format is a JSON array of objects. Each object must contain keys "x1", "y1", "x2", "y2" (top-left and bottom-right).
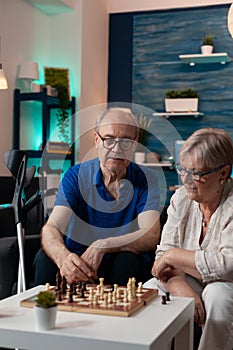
[{"x1": 0, "y1": 286, "x2": 194, "y2": 350}]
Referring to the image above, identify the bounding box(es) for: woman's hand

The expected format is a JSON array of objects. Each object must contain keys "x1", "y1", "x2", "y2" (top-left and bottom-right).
[
  {"x1": 152, "y1": 257, "x2": 206, "y2": 326},
  {"x1": 152, "y1": 252, "x2": 174, "y2": 281}
]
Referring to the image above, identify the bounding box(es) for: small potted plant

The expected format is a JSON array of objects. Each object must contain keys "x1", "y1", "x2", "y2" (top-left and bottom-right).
[
  {"x1": 165, "y1": 88, "x2": 199, "y2": 112},
  {"x1": 135, "y1": 114, "x2": 152, "y2": 163},
  {"x1": 201, "y1": 34, "x2": 214, "y2": 55},
  {"x1": 34, "y1": 289, "x2": 57, "y2": 330}
]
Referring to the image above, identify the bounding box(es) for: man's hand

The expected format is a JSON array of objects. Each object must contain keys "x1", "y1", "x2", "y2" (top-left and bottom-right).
[
  {"x1": 81, "y1": 241, "x2": 106, "y2": 279},
  {"x1": 59, "y1": 252, "x2": 94, "y2": 284}
]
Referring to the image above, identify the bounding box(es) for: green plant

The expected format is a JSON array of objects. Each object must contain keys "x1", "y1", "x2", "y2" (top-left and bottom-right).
[
  {"x1": 56, "y1": 84, "x2": 71, "y2": 144},
  {"x1": 202, "y1": 34, "x2": 213, "y2": 46},
  {"x1": 44, "y1": 67, "x2": 71, "y2": 144},
  {"x1": 165, "y1": 88, "x2": 198, "y2": 99},
  {"x1": 35, "y1": 290, "x2": 57, "y2": 309},
  {"x1": 137, "y1": 114, "x2": 152, "y2": 147}
]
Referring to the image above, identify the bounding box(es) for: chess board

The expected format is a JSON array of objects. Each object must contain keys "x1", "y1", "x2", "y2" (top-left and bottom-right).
[{"x1": 20, "y1": 283, "x2": 158, "y2": 317}]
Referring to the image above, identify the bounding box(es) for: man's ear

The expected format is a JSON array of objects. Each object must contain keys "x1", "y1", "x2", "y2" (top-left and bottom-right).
[{"x1": 94, "y1": 131, "x2": 99, "y2": 149}]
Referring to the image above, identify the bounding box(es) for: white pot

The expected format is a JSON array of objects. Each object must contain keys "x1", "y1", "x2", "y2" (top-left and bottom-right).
[
  {"x1": 34, "y1": 305, "x2": 57, "y2": 331},
  {"x1": 201, "y1": 45, "x2": 213, "y2": 55},
  {"x1": 165, "y1": 98, "x2": 198, "y2": 112},
  {"x1": 134, "y1": 152, "x2": 146, "y2": 164}
]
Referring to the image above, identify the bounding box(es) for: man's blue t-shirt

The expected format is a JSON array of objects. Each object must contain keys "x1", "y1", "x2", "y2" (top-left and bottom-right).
[{"x1": 55, "y1": 158, "x2": 160, "y2": 255}]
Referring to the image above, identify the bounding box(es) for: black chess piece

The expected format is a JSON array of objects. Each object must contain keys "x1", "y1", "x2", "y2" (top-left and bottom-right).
[
  {"x1": 166, "y1": 292, "x2": 170, "y2": 301},
  {"x1": 161, "y1": 295, "x2": 167, "y2": 305},
  {"x1": 61, "y1": 275, "x2": 67, "y2": 295},
  {"x1": 68, "y1": 288, "x2": 74, "y2": 303}
]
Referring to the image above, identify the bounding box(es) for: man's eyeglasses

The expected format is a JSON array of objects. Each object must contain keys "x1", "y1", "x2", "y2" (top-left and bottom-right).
[
  {"x1": 175, "y1": 163, "x2": 227, "y2": 182},
  {"x1": 96, "y1": 131, "x2": 136, "y2": 151}
]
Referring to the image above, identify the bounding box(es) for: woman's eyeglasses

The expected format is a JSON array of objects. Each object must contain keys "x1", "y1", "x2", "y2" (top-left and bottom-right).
[{"x1": 175, "y1": 163, "x2": 227, "y2": 182}]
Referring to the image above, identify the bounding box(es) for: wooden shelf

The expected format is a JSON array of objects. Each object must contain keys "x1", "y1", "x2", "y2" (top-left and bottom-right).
[
  {"x1": 136, "y1": 162, "x2": 173, "y2": 168},
  {"x1": 23, "y1": 0, "x2": 75, "y2": 15},
  {"x1": 153, "y1": 112, "x2": 204, "y2": 119},
  {"x1": 179, "y1": 53, "x2": 230, "y2": 66}
]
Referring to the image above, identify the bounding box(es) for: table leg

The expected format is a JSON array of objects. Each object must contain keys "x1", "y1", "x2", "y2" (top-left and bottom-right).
[{"x1": 174, "y1": 317, "x2": 194, "y2": 350}]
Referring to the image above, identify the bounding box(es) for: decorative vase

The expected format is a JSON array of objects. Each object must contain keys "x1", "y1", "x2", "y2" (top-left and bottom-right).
[
  {"x1": 201, "y1": 45, "x2": 213, "y2": 55},
  {"x1": 34, "y1": 305, "x2": 57, "y2": 331}
]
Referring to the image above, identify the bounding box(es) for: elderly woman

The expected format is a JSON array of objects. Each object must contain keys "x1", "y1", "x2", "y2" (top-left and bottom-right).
[{"x1": 149, "y1": 128, "x2": 233, "y2": 350}]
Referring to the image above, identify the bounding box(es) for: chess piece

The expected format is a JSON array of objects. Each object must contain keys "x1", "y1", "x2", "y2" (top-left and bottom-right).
[
  {"x1": 112, "y1": 291, "x2": 117, "y2": 303},
  {"x1": 89, "y1": 287, "x2": 94, "y2": 302},
  {"x1": 55, "y1": 271, "x2": 62, "y2": 291},
  {"x1": 68, "y1": 288, "x2": 74, "y2": 303},
  {"x1": 161, "y1": 295, "x2": 167, "y2": 305},
  {"x1": 72, "y1": 283, "x2": 77, "y2": 295},
  {"x1": 61, "y1": 276, "x2": 67, "y2": 294},
  {"x1": 103, "y1": 294, "x2": 108, "y2": 307},
  {"x1": 131, "y1": 277, "x2": 136, "y2": 298},
  {"x1": 99, "y1": 277, "x2": 104, "y2": 287},
  {"x1": 123, "y1": 290, "x2": 128, "y2": 303},
  {"x1": 166, "y1": 292, "x2": 170, "y2": 301},
  {"x1": 137, "y1": 282, "x2": 143, "y2": 293},
  {"x1": 108, "y1": 292, "x2": 112, "y2": 304},
  {"x1": 57, "y1": 289, "x2": 62, "y2": 301},
  {"x1": 93, "y1": 294, "x2": 98, "y2": 305}
]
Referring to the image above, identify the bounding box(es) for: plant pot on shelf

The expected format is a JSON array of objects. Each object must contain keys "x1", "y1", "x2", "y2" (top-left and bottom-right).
[
  {"x1": 165, "y1": 98, "x2": 198, "y2": 112},
  {"x1": 201, "y1": 34, "x2": 214, "y2": 55},
  {"x1": 134, "y1": 152, "x2": 146, "y2": 164},
  {"x1": 201, "y1": 45, "x2": 213, "y2": 55}
]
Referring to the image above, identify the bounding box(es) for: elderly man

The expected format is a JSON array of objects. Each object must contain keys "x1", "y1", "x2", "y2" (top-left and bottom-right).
[{"x1": 34, "y1": 108, "x2": 160, "y2": 286}]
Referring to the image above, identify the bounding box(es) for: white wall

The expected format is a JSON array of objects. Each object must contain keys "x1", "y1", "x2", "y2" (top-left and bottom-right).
[
  {"x1": 79, "y1": 0, "x2": 109, "y2": 160},
  {"x1": 109, "y1": 0, "x2": 232, "y2": 13}
]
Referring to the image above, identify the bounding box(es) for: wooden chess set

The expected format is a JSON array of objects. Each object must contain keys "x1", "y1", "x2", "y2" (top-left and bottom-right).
[{"x1": 20, "y1": 274, "x2": 158, "y2": 317}]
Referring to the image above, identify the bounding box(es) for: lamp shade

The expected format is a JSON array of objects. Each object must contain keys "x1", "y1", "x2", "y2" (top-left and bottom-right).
[
  {"x1": 0, "y1": 63, "x2": 8, "y2": 90},
  {"x1": 228, "y1": 4, "x2": 233, "y2": 38},
  {"x1": 18, "y1": 61, "x2": 39, "y2": 80}
]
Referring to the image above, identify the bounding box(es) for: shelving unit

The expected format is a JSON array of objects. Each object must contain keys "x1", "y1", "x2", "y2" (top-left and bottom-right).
[
  {"x1": 13, "y1": 88, "x2": 76, "y2": 170},
  {"x1": 179, "y1": 53, "x2": 230, "y2": 66},
  {"x1": 152, "y1": 112, "x2": 204, "y2": 119}
]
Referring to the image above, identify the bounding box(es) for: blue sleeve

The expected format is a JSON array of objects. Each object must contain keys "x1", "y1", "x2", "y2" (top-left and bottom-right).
[{"x1": 54, "y1": 166, "x2": 79, "y2": 211}]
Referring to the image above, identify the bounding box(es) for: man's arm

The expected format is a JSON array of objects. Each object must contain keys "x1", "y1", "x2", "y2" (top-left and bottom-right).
[
  {"x1": 80, "y1": 210, "x2": 160, "y2": 276},
  {"x1": 93, "y1": 209, "x2": 160, "y2": 253},
  {"x1": 41, "y1": 206, "x2": 94, "y2": 283}
]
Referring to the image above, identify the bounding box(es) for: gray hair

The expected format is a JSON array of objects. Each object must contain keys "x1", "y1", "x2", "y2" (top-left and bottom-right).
[
  {"x1": 95, "y1": 108, "x2": 139, "y2": 138},
  {"x1": 179, "y1": 128, "x2": 233, "y2": 178}
]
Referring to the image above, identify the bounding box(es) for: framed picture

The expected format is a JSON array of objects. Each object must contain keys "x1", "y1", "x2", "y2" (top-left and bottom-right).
[{"x1": 44, "y1": 67, "x2": 70, "y2": 99}]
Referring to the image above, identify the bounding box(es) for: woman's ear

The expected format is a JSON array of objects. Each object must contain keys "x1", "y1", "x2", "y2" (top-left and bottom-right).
[{"x1": 221, "y1": 165, "x2": 231, "y2": 179}]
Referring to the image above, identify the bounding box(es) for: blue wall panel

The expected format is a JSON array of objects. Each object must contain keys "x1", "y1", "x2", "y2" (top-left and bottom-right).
[{"x1": 132, "y1": 5, "x2": 233, "y2": 158}]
